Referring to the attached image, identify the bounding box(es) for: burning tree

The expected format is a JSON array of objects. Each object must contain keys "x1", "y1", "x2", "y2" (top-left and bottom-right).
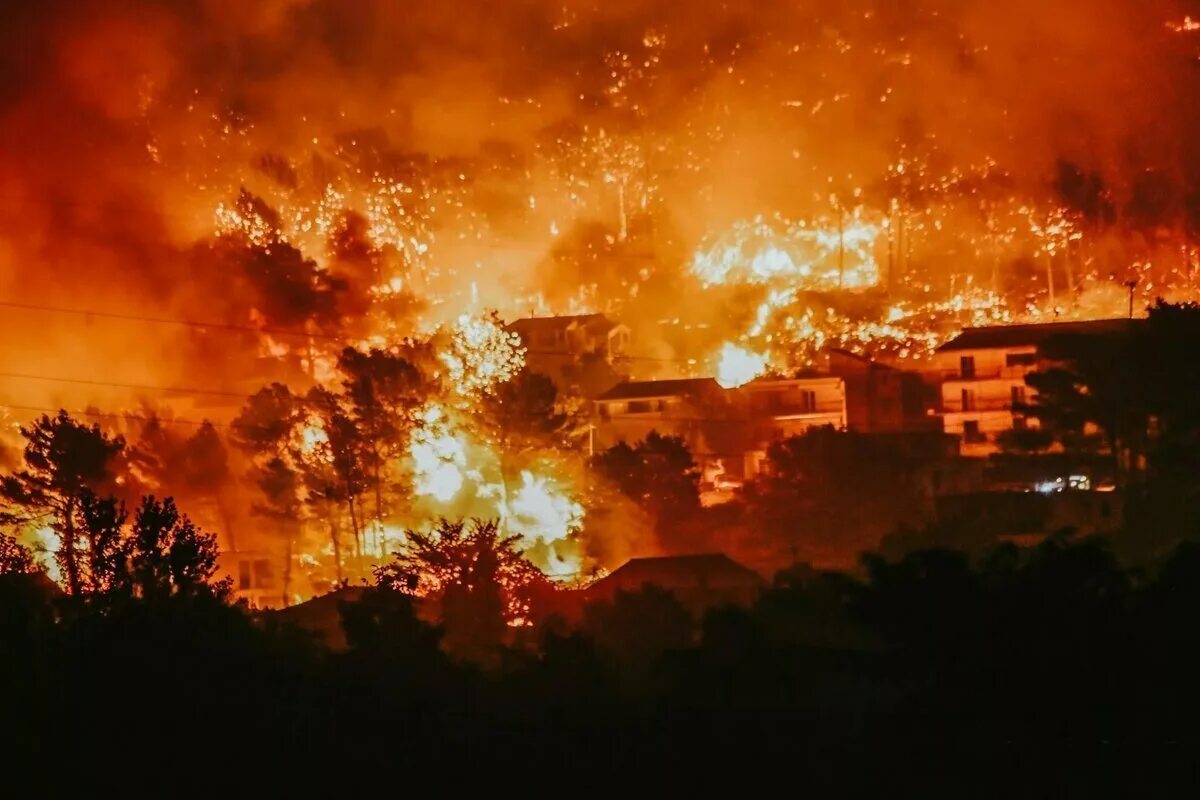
[
  {"x1": 374, "y1": 518, "x2": 553, "y2": 662},
  {"x1": 231, "y1": 384, "x2": 308, "y2": 596},
  {"x1": 0, "y1": 412, "x2": 127, "y2": 596},
  {"x1": 125, "y1": 496, "x2": 229, "y2": 602},
  {"x1": 0, "y1": 533, "x2": 35, "y2": 576},
  {"x1": 337, "y1": 346, "x2": 428, "y2": 535}
]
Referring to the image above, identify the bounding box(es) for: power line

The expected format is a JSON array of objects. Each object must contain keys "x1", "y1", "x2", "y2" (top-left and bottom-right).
[
  {"x1": 0, "y1": 299, "x2": 349, "y2": 342},
  {"x1": 0, "y1": 297, "x2": 692, "y2": 363},
  {"x1": 0, "y1": 371, "x2": 253, "y2": 401},
  {"x1": 0, "y1": 402, "x2": 231, "y2": 429}
]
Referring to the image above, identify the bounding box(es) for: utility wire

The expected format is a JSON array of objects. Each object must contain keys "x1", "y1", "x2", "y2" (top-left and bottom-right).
[
  {"x1": 0, "y1": 297, "x2": 694, "y2": 363},
  {"x1": 0, "y1": 371, "x2": 253, "y2": 401}
]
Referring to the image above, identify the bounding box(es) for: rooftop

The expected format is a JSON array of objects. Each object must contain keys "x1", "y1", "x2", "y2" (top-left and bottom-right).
[
  {"x1": 936, "y1": 318, "x2": 1137, "y2": 353},
  {"x1": 507, "y1": 313, "x2": 619, "y2": 335},
  {"x1": 597, "y1": 377, "x2": 721, "y2": 401},
  {"x1": 594, "y1": 553, "x2": 764, "y2": 590}
]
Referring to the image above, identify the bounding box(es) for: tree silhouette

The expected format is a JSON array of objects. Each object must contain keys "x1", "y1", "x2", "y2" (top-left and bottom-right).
[
  {"x1": 304, "y1": 385, "x2": 370, "y2": 560},
  {"x1": 126, "y1": 496, "x2": 229, "y2": 601},
  {"x1": 374, "y1": 518, "x2": 551, "y2": 662},
  {"x1": 0, "y1": 412, "x2": 126, "y2": 596},
  {"x1": 0, "y1": 532, "x2": 34, "y2": 575},
  {"x1": 592, "y1": 431, "x2": 700, "y2": 525},
  {"x1": 744, "y1": 427, "x2": 924, "y2": 564},
  {"x1": 336, "y1": 346, "x2": 426, "y2": 539},
  {"x1": 76, "y1": 491, "x2": 129, "y2": 595},
  {"x1": 130, "y1": 419, "x2": 235, "y2": 546},
  {"x1": 483, "y1": 369, "x2": 567, "y2": 444},
  {"x1": 232, "y1": 385, "x2": 307, "y2": 597}
]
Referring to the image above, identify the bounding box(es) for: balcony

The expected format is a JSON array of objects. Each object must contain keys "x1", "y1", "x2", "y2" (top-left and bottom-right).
[
  {"x1": 935, "y1": 366, "x2": 1036, "y2": 383},
  {"x1": 944, "y1": 399, "x2": 1018, "y2": 413}
]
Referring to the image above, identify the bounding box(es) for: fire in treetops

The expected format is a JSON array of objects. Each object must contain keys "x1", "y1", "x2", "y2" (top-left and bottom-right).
[{"x1": 3, "y1": 0, "x2": 1200, "y2": 599}]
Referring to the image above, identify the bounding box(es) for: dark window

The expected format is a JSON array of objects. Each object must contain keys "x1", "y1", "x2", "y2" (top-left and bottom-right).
[
  {"x1": 961, "y1": 388, "x2": 976, "y2": 411},
  {"x1": 963, "y1": 420, "x2": 984, "y2": 443},
  {"x1": 1013, "y1": 415, "x2": 1027, "y2": 430},
  {"x1": 238, "y1": 560, "x2": 252, "y2": 591},
  {"x1": 253, "y1": 559, "x2": 274, "y2": 590},
  {"x1": 627, "y1": 400, "x2": 652, "y2": 413},
  {"x1": 1006, "y1": 352, "x2": 1037, "y2": 367},
  {"x1": 960, "y1": 355, "x2": 976, "y2": 379},
  {"x1": 798, "y1": 390, "x2": 816, "y2": 413},
  {"x1": 1011, "y1": 385, "x2": 1027, "y2": 407}
]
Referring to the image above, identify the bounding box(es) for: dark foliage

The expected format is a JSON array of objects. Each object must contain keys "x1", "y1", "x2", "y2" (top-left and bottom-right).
[
  {"x1": 2, "y1": 530, "x2": 1199, "y2": 789},
  {"x1": 591, "y1": 431, "x2": 701, "y2": 523}
]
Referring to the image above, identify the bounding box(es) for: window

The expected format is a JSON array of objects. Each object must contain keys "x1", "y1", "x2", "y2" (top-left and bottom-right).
[
  {"x1": 1006, "y1": 352, "x2": 1037, "y2": 367},
  {"x1": 1011, "y1": 385, "x2": 1027, "y2": 407},
  {"x1": 253, "y1": 559, "x2": 274, "y2": 590},
  {"x1": 963, "y1": 420, "x2": 984, "y2": 443},
  {"x1": 627, "y1": 400, "x2": 652, "y2": 413},
  {"x1": 238, "y1": 559, "x2": 275, "y2": 591},
  {"x1": 960, "y1": 355, "x2": 976, "y2": 379},
  {"x1": 961, "y1": 388, "x2": 976, "y2": 411},
  {"x1": 798, "y1": 390, "x2": 816, "y2": 413},
  {"x1": 1013, "y1": 415, "x2": 1027, "y2": 430}
]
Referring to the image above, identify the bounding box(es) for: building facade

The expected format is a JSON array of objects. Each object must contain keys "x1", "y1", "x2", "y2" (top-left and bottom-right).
[{"x1": 933, "y1": 319, "x2": 1134, "y2": 456}]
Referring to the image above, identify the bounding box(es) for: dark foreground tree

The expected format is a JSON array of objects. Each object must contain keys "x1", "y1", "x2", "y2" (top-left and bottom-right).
[
  {"x1": 592, "y1": 431, "x2": 701, "y2": 524},
  {"x1": 0, "y1": 532, "x2": 34, "y2": 576},
  {"x1": 374, "y1": 518, "x2": 551, "y2": 662},
  {"x1": 744, "y1": 427, "x2": 926, "y2": 564},
  {"x1": 0, "y1": 412, "x2": 126, "y2": 596}
]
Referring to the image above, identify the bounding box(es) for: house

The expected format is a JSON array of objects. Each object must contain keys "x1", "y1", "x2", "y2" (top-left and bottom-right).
[
  {"x1": 828, "y1": 349, "x2": 935, "y2": 433},
  {"x1": 587, "y1": 553, "x2": 765, "y2": 612},
  {"x1": 507, "y1": 314, "x2": 631, "y2": 397},
  {"x1": 738, "y1": 375, "x2": 847, "y2": 477},
  {"x1": 225, "y1": 548, "x2": 286, "y2": 609},
  {"x1": 593, "y1": 377, "x2": 727, "y2": 455},
  {"x1": 932, "y1": 318, "x2": 1134, "y2": 456},
  {"x1": 265, "y1": 587, "x2": 368, "y2": 651}
]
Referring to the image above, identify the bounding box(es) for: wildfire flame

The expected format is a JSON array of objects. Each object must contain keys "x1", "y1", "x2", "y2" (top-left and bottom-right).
[
  {"x1": 439, "y1": 314, "x2": 527, "y2": 398},
  {"x1": 715, "y1": 343, "x2": 769, "y2": 388}
]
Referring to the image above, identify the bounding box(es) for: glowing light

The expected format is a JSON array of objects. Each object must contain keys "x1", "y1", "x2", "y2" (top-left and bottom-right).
[
  {"x1": 293, "y1": 415, "x2": 331, "y2": 461},
  {"x1": 439, "y1": 314, "x2": 526, "y2": 397},
  {"x1": 408, "y1": 404, "x2": 468, "y2": 502},
  {"x1": 29, "y1": 525, "x2": 61, "y2": 584},
  {"x1": 692, "y1": 213, "x2": 881, "y2": 290},
  {"x1": 715, "y1": 343, "x2": 768, "y2": 388},
  {"x1": 506, "y1": 470, "x2": 584, "y2": 545}
]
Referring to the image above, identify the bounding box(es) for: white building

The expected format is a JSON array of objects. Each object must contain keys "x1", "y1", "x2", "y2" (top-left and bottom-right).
[{"x1": 934, "y1": 319, "x2": 1133, "y2": 456}]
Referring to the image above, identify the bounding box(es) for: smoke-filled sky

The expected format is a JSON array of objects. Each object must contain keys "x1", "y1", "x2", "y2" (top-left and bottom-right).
[{"x1": 2, "y1": 0, "x2": 1200, "y2": 413}]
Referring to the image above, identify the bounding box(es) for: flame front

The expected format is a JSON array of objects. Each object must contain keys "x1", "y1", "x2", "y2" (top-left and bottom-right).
[{"x1": 715, "y1": 343, "x2": 768, "y2": 388}]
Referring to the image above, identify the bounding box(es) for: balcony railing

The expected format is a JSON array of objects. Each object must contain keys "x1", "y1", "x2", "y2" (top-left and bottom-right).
[
  {"x1": 944, "y1": 400, "x2": 1018, "y2": 413},
  {"x1": 934, "y1": 366, "x2": 1036, "y2": 382}
]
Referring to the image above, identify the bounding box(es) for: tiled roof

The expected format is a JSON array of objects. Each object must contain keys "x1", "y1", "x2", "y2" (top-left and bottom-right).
[
  {"x1": 597, "y1": 378, "x2": 721, "y2": 401},
  {"x1": 936, "y1": 318, "x2": 1137, "y2": 352}
]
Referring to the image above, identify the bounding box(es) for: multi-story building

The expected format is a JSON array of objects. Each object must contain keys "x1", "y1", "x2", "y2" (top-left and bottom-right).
[
  {"x1": 933, "y1": 318, "x2": 1134, "y2": 456},
  {"x1": 738, "y1": 376, "x2": 846, "y2": 476},
  {"x1": 507, "y1": 314, "x2": 631, "y2": 398},
  {"x1": 827, "y1": 348, "x2": 936, "y2": 433},
  {"x1": 593, "y1": 377, "x2": 727, "y2": 455}
]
